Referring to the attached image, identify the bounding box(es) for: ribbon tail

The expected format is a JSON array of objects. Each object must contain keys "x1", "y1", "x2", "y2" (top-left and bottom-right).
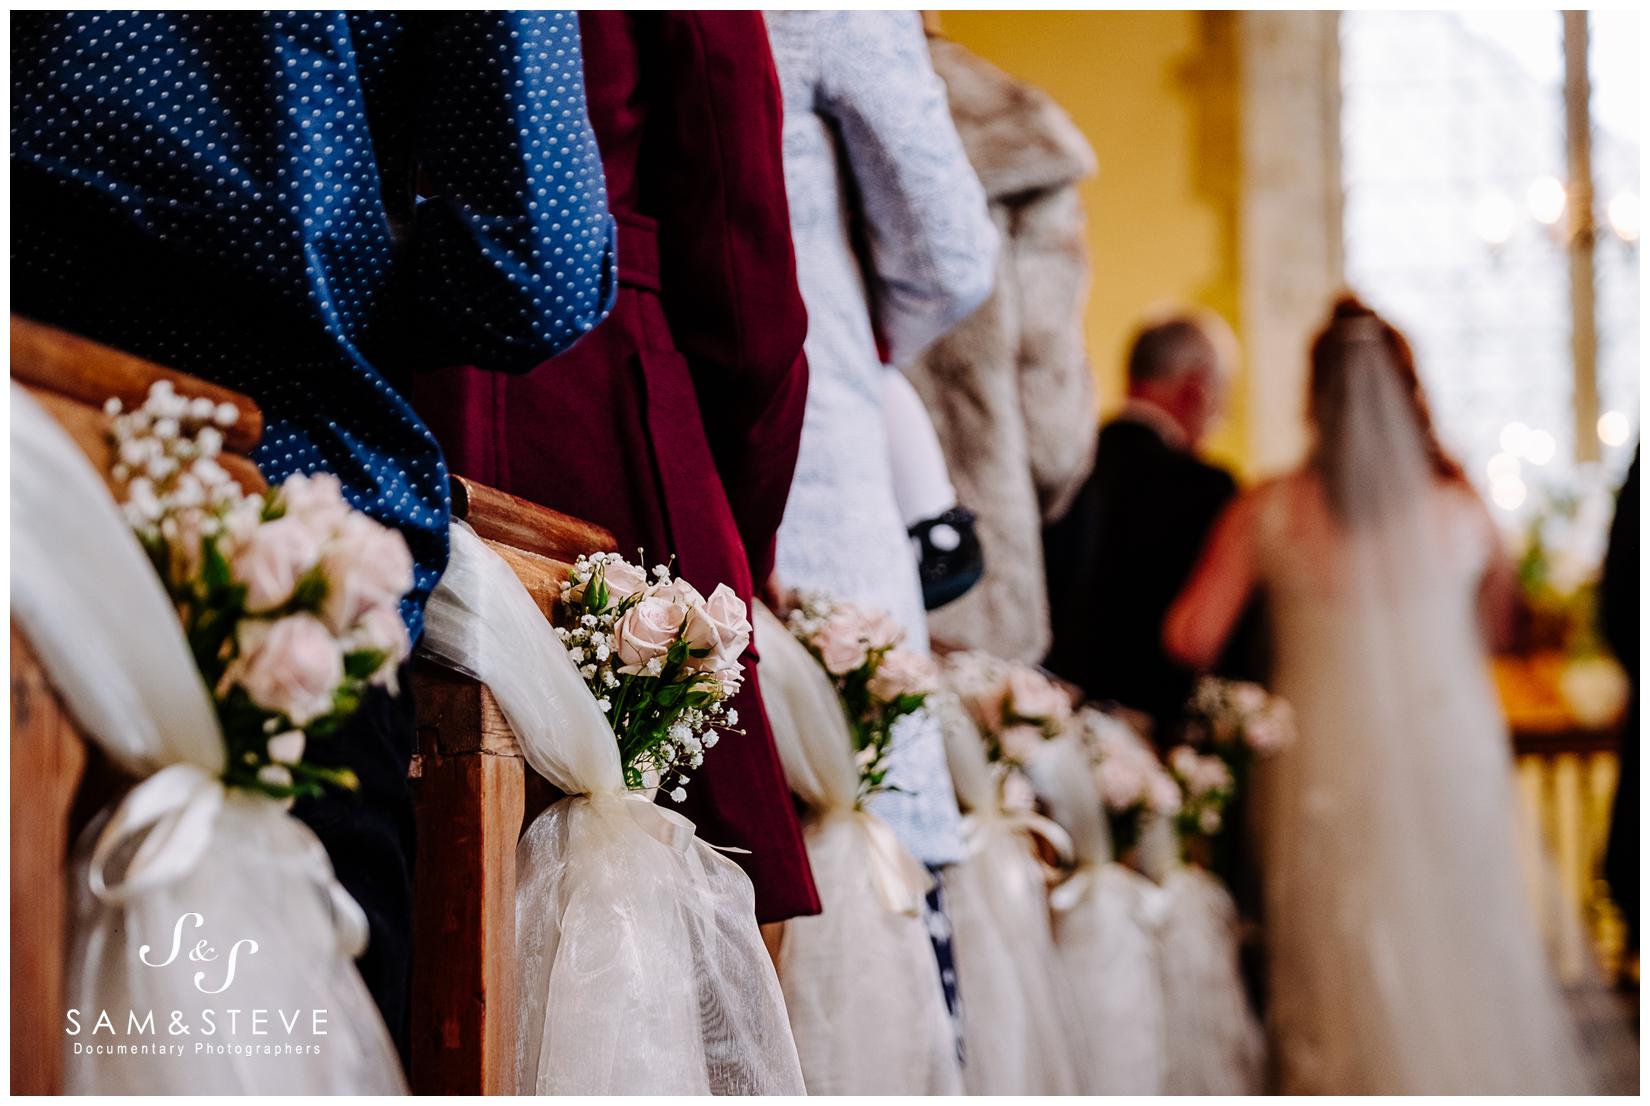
[
  {"x1": 88, "y1": 763, "x2": 224, "y2": 904},
  {"x1": 1049, "y1": 867, "x2": 1096, "y2": 914},
  {"x1": 858, "y1": 813, "x2": 933, "y2": 916}
]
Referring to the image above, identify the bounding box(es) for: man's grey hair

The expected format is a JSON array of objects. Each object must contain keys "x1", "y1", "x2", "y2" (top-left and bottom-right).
[{"x1": 1126, "y1": 309, "x2": 1237, "y2": 385}]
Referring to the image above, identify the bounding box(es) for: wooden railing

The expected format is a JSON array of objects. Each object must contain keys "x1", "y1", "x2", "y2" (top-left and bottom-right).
[
  {"x1": 1498, "y1": 655, "x2": 1630, "y2": 982},
  {"x1": 8, "y1": 317, "x2": 613, "y2": 1095}
]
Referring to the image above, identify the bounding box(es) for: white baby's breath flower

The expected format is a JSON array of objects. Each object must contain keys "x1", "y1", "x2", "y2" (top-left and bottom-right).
[
  {"x1": 266, "y1": 730, "x2": 306, "y2": 765},
  {"x1": 669, "y1": 787, "x2": 687, "y2": 803}
]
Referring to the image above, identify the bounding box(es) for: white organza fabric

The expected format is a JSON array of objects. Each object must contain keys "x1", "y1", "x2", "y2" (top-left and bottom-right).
[
  {"x1": 1250, "y1": 330, "x2": 1625, "y2": 1093},
  {"x1": 420, "y1": 525, "x2": 803, "y2": 1095},
  {"x1": 931, "y1": 691, "x2": 1084, "y2": 1094},
  {"x1": 11, "y1": 386, "x2": 405, "y2": 1095},
  {"x1": 1158, "y1": 864, "x2": 1266, "y2": 1095},
  {"x1": 1029, "y1": 731, "x2": 1168, "y2": 1096},
  {"x1": 753, "y1": 603, "x2": 962, "y2": 1095}
]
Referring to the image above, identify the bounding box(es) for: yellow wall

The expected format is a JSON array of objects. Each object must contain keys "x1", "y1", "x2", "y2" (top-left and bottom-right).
[{"x1": 937, "y1": 11, "x2": 1250, "y2": 470}]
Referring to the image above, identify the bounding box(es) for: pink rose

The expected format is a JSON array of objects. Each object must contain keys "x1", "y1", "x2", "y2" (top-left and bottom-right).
[
  {"x1": 1097, "y1": 753, "x2": 1147, "y2": 811},
  {"x1": 233, "y1": 614, "x2": 343, "y2": 725},
  {"x1": 615, "y1": 594, "x2": 686, "y2": 674},
  {"x1": 234, "y1": 516, "x2": 325, "y2": 613},
  {"x1": 867, "y1": 648, "x2": 936, "y2": 702},
  {"x1": 277, "y1": 472, "x2": 352, "y2": 533},
  {"x1": 1149, "y1": 773, "x2": 1183, "y2": 817},
  {"x1": 1168, "y1": 744, "x2": 1200, "y2": 780},
  {"x1": 998, "y1": 723, "x2": 1047, "y2": 766},
  {"x1": 1005, "y1": 667, "x2": 1072, "y2": 729},
  {"x1": 860, "y1": 608, "x2": 905, "y2": 652},
  {"x1": 349, "y1": 604, "x2": 411, "y2": 689},
  {"x1": 600, "y1": 558, "x2": 652, "y2": 607},
  {"x1": 684, "y1": 583, "x2": 752, "y2": 673},
  {"x1": 318, "y1": 513, "x2": 415, "y2": 633},
  {"x1": 653, "y1": 576, "x2": 706, "y2": 610},
  {"x1": 1230, "y1": 682, "x2": 1270, "y2": 717},
  {"x1": 815, "y1": 610, "x2": 871, "y2": 676}
]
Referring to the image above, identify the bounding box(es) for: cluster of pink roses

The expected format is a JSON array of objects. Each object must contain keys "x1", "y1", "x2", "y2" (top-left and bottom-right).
[
  {"x1": 944, "y1": 650, "x2": 1074, "y2": 767},
  {"x1": 787, "y1": 595, "x2": 936, "y2": 798},
  {"x1": 1186, "y1": 676, "x2": 1296, "y2": 757},
  {"x1": 558, "y1": 552, "x2": 751, "y2": 799},
  {"x1": 576, "y1": 557, "x2": 752, "y2": 688},
  {"x1": 109, "y1": 383, "x2": 413, "y2": 800},
  {"x1": 221, "y1": 473, "x2": 413, "y2": 724},
  {"x1": 1167, "y1": 744, "x2": 1235, "y2": 839},
  {"x1": 1082, "y1": 708, "x2": 1182, "y2": 854}
]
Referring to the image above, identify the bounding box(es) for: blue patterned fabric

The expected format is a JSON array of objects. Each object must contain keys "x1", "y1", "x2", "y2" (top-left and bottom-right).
[
  {"x1": 12, "y1": 11, "x2": 618, "y2": 637},
  {"x1": 924, "y1": 871, "x2": 966, "y2": 1067}
]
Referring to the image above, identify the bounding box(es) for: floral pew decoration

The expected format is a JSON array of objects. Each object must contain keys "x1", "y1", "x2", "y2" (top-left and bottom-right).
[
  {"x1": 755, "y1": 599, "x2": 961, "y2": 1095},
  {"x1": 420, "y1": 530, "x2": 803, "y2": 1094},
  {"x1": 929, "y1": 651, "x2": 1088, "y2": 1095},
  {"x1": 1024, "y1": 706, "x2": 1175, "y2": 1095},
  {"x1": 1154, "y1": 744, "x2": 1267, "y2": 1095},
  {"x1": 13, "y1": 382, "x2": 407, "y2": 1094}
]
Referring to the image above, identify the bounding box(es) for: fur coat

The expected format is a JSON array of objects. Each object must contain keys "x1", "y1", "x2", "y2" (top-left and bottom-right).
[{"x1": 906, "y1": 37, "x2": 1099, "y2": 662}]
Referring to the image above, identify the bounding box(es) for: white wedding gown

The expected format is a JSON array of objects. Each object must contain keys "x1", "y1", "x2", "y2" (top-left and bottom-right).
[{"x1": 1251, "y1": 471, "x2": 1601, "y2": 1094}]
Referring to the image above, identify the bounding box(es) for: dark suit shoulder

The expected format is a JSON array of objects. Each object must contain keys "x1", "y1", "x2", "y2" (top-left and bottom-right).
[{"x1": 1098, "y1": 419, "x2": 1237, "y2": 499}]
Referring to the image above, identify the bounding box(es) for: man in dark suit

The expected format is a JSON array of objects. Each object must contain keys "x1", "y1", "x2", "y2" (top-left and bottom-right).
[{"x1": 1044, "y1": 310, "x2": 1255, "y2": 748}]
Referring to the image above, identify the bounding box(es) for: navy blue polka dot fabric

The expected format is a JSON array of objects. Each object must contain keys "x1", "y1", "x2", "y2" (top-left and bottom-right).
[{"x1": 11, "y1": 12, "x2": 619, "y2": 637}]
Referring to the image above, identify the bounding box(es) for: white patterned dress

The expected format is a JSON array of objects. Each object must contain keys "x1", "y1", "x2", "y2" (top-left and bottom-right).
[{"x1": 766, "y1": 10, "x2": 997, "y2": 867}]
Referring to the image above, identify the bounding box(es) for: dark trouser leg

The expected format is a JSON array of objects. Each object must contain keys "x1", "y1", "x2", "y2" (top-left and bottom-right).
[{"x1": 291, "y1": 663, "x2": 416, "y2": 1068}]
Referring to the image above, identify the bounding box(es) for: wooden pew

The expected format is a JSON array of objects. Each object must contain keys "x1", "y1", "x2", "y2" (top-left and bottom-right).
[
  {"x1": 9, "y1": 317, "x2": 266, "y2": 1095},
  {"x1": 407, "y1": 477, "x2": 614, "y2": 1096}
]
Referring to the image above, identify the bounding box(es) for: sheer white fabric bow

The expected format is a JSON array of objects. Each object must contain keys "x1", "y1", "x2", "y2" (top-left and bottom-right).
[
  {"x1": 11, "y1": 385, "x2": 404, "y2": 1095},
  {"x1": 1029, "y1": 728, "x2": 1168, "y2": 1095},
  {"x1": 754, "y1": 601, "x2": 961, "y2": 1095},
  {"x1": 420, "y1": 524, "x2": 803, "y2": 1095},
  {"x1": 932, "y1": 690, "x2": 1084, "y2": 1094}
]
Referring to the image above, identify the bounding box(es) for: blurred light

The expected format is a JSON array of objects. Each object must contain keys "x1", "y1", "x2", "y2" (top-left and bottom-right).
[
  {"x1": 1607, "y1": 192, "x2": 1640, "y2": 242},
  {"x1": 1499, "y1": 421, "x2": 1531, "y2": 455},
  {"x1": 1487, "y1": 452, "x2": 1522, "y2": 482},
  {"x1": 1598, "y1": 410, "x2": 1631, "y2": 447},
  {"x1": 1491, "y1": 477, "x2": 1528, "y2": 511},
  {"x1": 1472, "y1": 192, "x2": 1518, "y2": 245},
  {"x1": 1524, "y1": 429, "x2": 1556, "y2": 465},
  {"x1": 1526, "y1": 175, "x2": 1567, "y2": 225}
]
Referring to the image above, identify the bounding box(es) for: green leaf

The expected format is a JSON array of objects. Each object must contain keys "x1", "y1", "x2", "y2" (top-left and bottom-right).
[
  {"x1": 290, "y1": 566, "x2": 328, "y2": 612},
  {"x1": 343, "y1": 648, "x2": 386, "y2": 680}
]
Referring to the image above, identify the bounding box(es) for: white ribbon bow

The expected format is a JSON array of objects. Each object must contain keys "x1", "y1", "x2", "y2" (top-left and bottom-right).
[
  {"x1": 848, "y1": 811, "x2": 934, "y2": 917},
  {"x1": 88, "y1": 762, "x2": 370, "y2": 957},
  {"x1": 960, "y1": 808, "x2": 1076, "y2": 873},
  {"x1": 610, "y1": 791, "x2": 751, "y2": 856}
]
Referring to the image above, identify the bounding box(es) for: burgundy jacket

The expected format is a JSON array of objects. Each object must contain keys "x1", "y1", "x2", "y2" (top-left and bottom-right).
[{"x1": 416, "y1": 12, "x2": 819, "y2": 921}]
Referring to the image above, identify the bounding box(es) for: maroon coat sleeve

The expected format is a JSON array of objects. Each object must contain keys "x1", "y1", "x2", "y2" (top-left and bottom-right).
[{"x1": 642, "y1": 13, "x2": 810, "y2": 590}]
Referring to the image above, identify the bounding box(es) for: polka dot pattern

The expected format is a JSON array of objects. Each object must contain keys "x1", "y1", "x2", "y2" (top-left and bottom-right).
[{"x1": 12, "y1": 12, "x2": 620, "y2": 638}]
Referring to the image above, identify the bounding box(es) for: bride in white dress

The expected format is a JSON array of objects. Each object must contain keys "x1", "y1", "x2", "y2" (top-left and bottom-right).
[{"x1": 1165, "y1": 296, "x2": 1608, "y2": 1094}]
